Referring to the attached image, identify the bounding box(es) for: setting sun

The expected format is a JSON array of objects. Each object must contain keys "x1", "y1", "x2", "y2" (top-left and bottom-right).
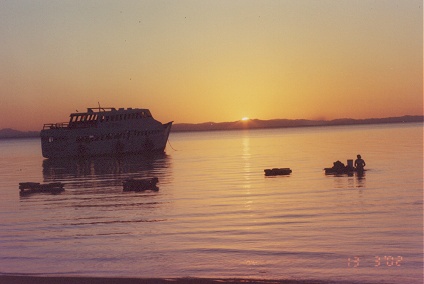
[{"x1": 0, "y1": 1, "x2": 421, "y2": 132}]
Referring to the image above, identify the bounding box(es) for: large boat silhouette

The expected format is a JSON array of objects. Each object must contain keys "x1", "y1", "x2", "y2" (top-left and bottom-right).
[{"x1": 41, "y1": 107, "x2": 172, "y2": 158}]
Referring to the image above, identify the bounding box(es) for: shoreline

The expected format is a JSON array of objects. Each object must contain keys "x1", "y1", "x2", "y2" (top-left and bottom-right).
[{"x1": 0, "y1": 276, "x2": 335, "y2": 284}]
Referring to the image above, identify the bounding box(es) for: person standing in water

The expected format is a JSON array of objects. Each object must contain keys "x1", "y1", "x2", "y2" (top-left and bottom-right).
[{"x1": 354, "y1": 154, "x2": 366, "y2": 171}]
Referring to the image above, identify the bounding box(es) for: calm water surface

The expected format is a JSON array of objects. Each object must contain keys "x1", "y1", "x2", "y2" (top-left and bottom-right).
[{"x1": 0, "y1": 123, "x2": 422, "y2": 283}]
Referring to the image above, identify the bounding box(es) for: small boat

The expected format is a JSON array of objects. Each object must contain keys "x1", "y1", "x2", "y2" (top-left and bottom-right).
[
  {"x1": 324, "y1": 167, "x2": 354, "y2": 175},
  {"x1": 19, "y1": 182, "x2": 65, "y2": 196},
  {"x1": 324, "y1": 160, "x2": 365, "y2": 175},
  {"x1": 123, "y1": 177, "x2": 159, "y2": 192},
  {"x1": 264, "y1": 168, "x2": 292, "y2": 176},
  {"x1": 324, "y1": 168, "x2": 366, "y2": 175},
  {"x1": 41, "y1": 106, "x2": 173, "y2": 158}
]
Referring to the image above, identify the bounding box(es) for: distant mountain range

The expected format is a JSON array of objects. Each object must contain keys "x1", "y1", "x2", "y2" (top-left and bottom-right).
[
  {"x1": 0, "y1": 115, "x2": 422, "y2": 139},
  {"x1": 0, "y1": 128, "x2": 40, "y2": 139},
  {"x1": 172, "y1": 115, "x2": 423, "y2": 132}
]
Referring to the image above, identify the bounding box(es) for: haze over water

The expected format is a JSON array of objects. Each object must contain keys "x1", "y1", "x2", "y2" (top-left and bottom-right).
[{"x1": 0, "y1": 123, "x2": 422, "y2": 283}]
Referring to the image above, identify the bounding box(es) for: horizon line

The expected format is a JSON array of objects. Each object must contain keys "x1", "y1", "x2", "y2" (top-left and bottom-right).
[{"x1": 1, "y1": 114, "x2": 422, "y2": 135}]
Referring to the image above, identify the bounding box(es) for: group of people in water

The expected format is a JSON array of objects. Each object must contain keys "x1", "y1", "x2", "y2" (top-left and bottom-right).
[{"x1": 325, "y1": 154, "x2": 366, "y2": 175}]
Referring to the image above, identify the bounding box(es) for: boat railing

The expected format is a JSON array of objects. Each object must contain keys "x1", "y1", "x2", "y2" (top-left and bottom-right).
[{"x1": 43, "y1": 123, "x2": 69, "y2": 130}]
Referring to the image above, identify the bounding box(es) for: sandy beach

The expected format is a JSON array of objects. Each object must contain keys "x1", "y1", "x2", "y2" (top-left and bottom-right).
[{"x1": 0, "y1": 276, "x2": 330, "y2": 284}]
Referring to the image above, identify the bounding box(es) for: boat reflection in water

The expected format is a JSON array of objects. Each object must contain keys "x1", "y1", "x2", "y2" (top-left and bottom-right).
[
  {"x1": 34, "y1": 154, "x2": 172, "y2": 236},
  {"x1": 42, "y1": 153, "x2": 172, "y2": 192}
]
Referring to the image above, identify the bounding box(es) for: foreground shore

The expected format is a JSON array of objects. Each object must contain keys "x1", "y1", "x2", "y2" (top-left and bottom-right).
[{"x1": 0, "y1": 276, "x2": 334, "y2": 284}]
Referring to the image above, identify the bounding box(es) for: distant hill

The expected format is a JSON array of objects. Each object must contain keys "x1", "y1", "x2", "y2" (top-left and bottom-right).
[
  {"x1": 0, "y1": 115, "x2": 422, "y2": 138},
  {"x1": 0, "y1": 128, "x2": 39, "y2": 139},
  {"x1": 171, "y1": 115, "x2": 423, "y2": 132}
]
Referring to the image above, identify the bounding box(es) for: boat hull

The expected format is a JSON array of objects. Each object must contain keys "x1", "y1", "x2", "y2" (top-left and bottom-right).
[
  {"x1": 264, "y1": 168, "x2": 292, "y2": 176},
  {"x1": 19, "y1": 182, "x2": 65, "y2": 196},
  {"x1": 41, "y1": 121, "x2": 173, "y2": 159}
]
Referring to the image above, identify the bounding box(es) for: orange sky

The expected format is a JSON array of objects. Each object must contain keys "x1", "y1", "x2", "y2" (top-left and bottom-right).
[{"x1": 0, "y1": 0, "x2": 422, "y2": 131}]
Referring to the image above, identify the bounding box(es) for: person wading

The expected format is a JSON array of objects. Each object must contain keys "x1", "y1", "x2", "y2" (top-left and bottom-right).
[{"x1": 354, "y1": 154, "x2": 366, "y2": 172}]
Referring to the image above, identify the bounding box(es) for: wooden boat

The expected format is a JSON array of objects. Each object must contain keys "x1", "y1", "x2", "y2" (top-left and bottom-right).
[
  {"x1": 264, "y1": 168, "x2": 292, "y2": 176},
  {"x1": 19, "y1": 182, "x2": 65, "y2": 196},
  {"x1": 123, "y1": 177, "x2": 159, "y2": 192}
]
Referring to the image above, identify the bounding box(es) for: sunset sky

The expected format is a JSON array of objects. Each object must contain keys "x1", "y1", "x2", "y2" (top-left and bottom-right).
[{"x1": 0, "y1": 0, "x2": 422, "y2": 131}]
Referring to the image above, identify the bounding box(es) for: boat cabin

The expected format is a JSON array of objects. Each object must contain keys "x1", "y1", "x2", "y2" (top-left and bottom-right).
[{"x1": 64, "y1": 108, "x2": 153, "y2": 129}]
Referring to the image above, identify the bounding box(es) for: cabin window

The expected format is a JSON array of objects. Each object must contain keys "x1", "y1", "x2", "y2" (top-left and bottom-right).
[{"x1": 48, "y1": 136, "x2": 66, "y2": 142}]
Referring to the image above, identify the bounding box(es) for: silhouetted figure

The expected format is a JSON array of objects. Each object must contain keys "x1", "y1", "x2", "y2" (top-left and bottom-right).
[
  {"x1": 354, "y1": 154, "x2": 366, "y2": 172},
  {"x1": 333, "y1": 160, "x2": 346, "y2": 172},
  {"x1": 324, "y1": 160, "x2": 347, "y2": 174}
]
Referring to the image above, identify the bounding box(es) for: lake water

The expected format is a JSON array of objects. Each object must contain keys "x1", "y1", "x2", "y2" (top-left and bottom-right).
[{"x1": 0, "y1": 123, "x2": 422, "y2": 283}]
